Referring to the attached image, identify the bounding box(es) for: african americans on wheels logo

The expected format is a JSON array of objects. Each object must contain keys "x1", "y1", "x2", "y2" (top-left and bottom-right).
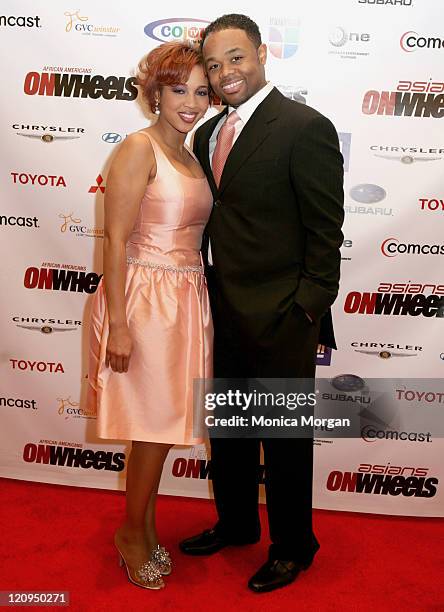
[{"x1": 23, "y1": 262, "x2": 102, "y2": 294}]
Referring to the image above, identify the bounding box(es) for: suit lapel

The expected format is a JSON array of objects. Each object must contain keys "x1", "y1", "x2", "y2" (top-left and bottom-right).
[{"x1": 218, "y1": 88, "x2": 284, "y2": 196}]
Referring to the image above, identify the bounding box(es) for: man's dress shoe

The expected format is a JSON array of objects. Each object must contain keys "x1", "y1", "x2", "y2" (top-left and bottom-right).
[
  {"x1": 248, "y1": 556, "x2": 315, "y2": 593},
  {"x1": 179, "y1": 529, "x2": 228, "y2": 556}
]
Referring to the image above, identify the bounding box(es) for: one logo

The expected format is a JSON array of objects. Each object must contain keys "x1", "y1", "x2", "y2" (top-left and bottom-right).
[
  {"x1": 350, "y1": 184, "x2": 386, "y2": 204},
  {"x1": 381, "y1": 238, "x2": 444, "y2": 257},
  {"x1": 269, "y1": 18, "x2": 301, "y2": 59},
  {"x1": 144, "y1": 18, "x2": 209, "y2": 44},
  {"x1": 341, "y1": 239, "x2": 353, "y2": 261},
  {"x1": 361, "y1": 425, "x2": 432, "y2": 443},
  {"x1": 329, "y1": 27, "x2": 370, "y2": 59},
  {"x1": 88, "y1": 175, "x2": 105, "y2": 194},
  {"x1": 102, "y1": 132, "x2": 122, "y2": 143},
  {"x1": 400, "y1": 31, "x2": 444, "y2": 52}
]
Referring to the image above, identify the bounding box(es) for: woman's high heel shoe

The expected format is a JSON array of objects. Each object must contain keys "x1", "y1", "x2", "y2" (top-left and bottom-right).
[
  {"x1": 116, "y1": 545, "x2": 164, "y2": 590},
  {"x1": 150, "y1": 545, "x2": 172, "y2": 576}
]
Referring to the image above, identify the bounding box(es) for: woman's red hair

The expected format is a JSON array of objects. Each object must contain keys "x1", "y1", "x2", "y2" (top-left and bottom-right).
[{"x1": 137, "y1": 42, "x2": 210, "y2": 112}]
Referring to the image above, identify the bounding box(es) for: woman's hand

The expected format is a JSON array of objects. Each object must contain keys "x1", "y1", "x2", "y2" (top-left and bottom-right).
[{"x1": 105, "y1": 324, "x2": 132, "y2": 373}]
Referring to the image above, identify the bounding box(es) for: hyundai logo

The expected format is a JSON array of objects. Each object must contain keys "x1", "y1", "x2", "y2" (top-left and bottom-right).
[{"x1": 102, "y1": 132, "x2": 122, "y2": 144}]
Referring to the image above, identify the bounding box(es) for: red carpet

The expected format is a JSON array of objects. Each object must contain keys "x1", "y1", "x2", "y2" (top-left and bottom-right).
[{"x1": 1, "y1": 477, "x2": 443, "y2": 611}]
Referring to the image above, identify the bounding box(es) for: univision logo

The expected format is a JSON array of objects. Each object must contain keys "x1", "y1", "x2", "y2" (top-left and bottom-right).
[
  {"x1": 269, "y1": 18, "x2": 301, "y2": 59},
  {"x1": 144, "y1": 18, "x2": 209, "y2": 44}
]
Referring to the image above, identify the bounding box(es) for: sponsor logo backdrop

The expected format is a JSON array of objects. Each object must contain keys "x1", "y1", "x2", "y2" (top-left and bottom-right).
[{"x1": 1, "y1": 0, "x2": 443, "y2": 517}]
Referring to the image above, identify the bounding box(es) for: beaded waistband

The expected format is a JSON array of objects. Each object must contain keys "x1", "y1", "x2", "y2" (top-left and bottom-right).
[{"x1": 127, "y1": 256, "x2": 203, "y2": 274}]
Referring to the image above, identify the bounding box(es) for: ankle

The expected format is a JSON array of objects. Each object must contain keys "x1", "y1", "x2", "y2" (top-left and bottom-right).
[{"x1": 116, "y1": 523, "x2": 146, "y2": 545}]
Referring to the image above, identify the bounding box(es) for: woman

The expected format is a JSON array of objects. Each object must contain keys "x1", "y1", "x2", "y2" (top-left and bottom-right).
[{"x1": 87, "y1": 42, "x2": 213, "y2": 589}]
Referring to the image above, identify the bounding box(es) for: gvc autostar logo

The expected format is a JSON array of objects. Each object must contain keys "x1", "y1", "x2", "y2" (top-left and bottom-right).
[
  {"x1": 362, "y1": 79, "x2": 444, "y2": 117},
  {"x1": 59, "y1": 213, "x2": 104, "y2": 238},
  {"x1": 64, "y1": 10, "x2": 120, "y2": 36},
  {"x1": 370, "y1": 143, "x2": 443, "y2": 164},
  {"x1": 344, "y1": 281, "x2": 444, "y2": 317},
  {"x1": 144, "y1": 18, "x2": 209, "y2": 44},
  {"x1": 13, "y1": 315, "x2": 80, "y2": 335},
  {"x1": 400, "y1": 31, "x2": 444, "y2": 51},
  {"x1": 269, "y1": 17, "x2": 300, "y2": 59},
  {"x1": 381, "y1": 238, "x2": 444, "y2": 257},
  {"x1": 329, "y1": 27, "x2": 370, "y2": 59},
  {"x1": 58, "y1": 396, "x2": 95, "y2": 420},
  {"x1": 13, "y1": 123, "x2": 85, "y2": 143}
]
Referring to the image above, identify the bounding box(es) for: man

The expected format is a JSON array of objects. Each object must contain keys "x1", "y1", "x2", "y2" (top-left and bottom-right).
[{"x1": 180, "y1": 14, "x2": 344, "y2": 592}]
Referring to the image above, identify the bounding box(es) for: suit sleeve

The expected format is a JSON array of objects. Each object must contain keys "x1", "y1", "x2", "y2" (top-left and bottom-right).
[{"x1": 291, "y1": 115, "x2": 344, "y2": 321}]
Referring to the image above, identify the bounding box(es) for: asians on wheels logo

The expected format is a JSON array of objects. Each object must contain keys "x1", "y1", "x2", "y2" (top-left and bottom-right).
[{"x1": 144, "y1": 18, "x2": 209, "y2": 44}]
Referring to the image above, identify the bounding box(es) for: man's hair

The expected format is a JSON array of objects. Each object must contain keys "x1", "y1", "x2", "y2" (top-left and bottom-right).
[{"x1": 201, "y1": 14, "x2": 262, "y2": 49}]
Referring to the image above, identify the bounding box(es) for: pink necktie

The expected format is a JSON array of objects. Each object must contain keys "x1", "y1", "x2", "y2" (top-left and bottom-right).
[{"x1": 212, "y1": 111, "x2": 240, "y2": 187}]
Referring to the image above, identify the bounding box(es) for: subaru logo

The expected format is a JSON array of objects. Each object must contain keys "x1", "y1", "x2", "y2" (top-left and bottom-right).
[{"x1": 102, "y1": 132, "x2": 122, "y2": 144}]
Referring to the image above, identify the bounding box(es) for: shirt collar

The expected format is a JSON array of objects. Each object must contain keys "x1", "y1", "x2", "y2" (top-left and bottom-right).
[{"x1": 228, "y1": 81, "x2": 274, "y2": 125}]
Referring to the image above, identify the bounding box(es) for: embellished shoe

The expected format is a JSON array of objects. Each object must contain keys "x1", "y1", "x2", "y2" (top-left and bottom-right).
[
  {"x1": 116, "y1": 545, "x2": 164, "y2": 590},
  {"x1": 151, "y1": 545, "x2": 172, "y2": 576}
]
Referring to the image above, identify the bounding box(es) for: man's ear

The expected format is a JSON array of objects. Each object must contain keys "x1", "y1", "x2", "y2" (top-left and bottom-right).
[{"x1": 258, "y1": 43, "x2": 267, "y2": 66}]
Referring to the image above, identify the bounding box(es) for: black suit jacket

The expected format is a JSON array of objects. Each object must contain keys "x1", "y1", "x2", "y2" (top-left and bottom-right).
[{"x1": 194, "y1": 87, "x2": 344, "y2": 350}]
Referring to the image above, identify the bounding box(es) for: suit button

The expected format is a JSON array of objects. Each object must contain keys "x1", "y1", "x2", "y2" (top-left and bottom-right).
[{"x1": 214, "y1": 200, "x2": 221, "y2": 207}]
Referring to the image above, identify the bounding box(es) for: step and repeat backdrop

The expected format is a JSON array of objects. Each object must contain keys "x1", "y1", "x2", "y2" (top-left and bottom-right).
[{"x1": 1, "y1": 0, "x2": 443, "y2": 516}]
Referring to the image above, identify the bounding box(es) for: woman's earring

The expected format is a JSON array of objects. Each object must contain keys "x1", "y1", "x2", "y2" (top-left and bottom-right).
[{"x1": 154, "y1": 97, "x2": 160, "y2": 114}]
